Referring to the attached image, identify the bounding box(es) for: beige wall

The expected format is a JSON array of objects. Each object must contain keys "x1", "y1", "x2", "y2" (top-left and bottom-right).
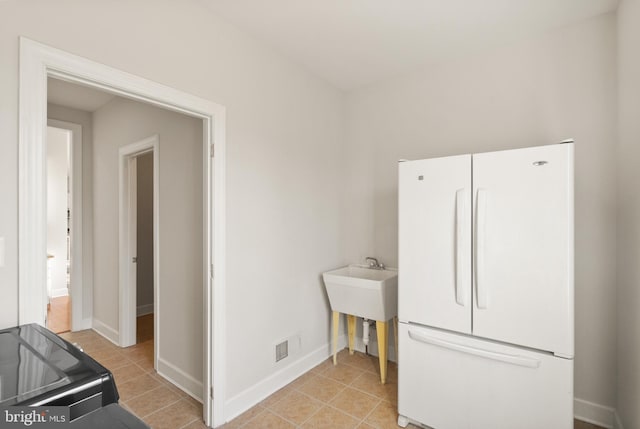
[
  {"x1": 617, "y1": 0, "x2": 640, "y2": 427},
  {"x1": 0, "y1": 0, "x2": 346, "y2": 405},
  {"x1": 136, "y1": 152, "x2": 154, "y2": 313},
  {"x1": 92, "y1": 96, "x2": 203, "y2": 386},
  {"x1": 47, "y1": 103, "x2": 94, "y2": 324},
  {"x1": 346, "y1": 13, "x2": 618, "y2": 408}
]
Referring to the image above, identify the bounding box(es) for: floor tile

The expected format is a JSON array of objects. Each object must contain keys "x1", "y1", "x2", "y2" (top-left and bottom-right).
[
  {"x1": 322, "y1": 363, "x2": 365, "y2": 385},
  {"x1": 301, "y1": 405, "x2": 360, "y2": 429},
  {"x1": 330, "y1": 387, "x2": 380, "y2": 420},
  {"x1": 111, "y1": 362, "x2": 148, "y2": 385},
  {"x1": 350, "y1": 371, "x2": 397, "y2": 404},
  {"x1": 221, "y1": 405, "x2": 266, "y2": 428},
  {"x1": 287, "y1": 371, "x2": 316, "y2": 390},
  {"x1": 364, "y1": 401, "x2": 400, "y2": 429},
  {"x1": 144, "y1": 398, "x2": 199, "y2": 429},
  {"x1": 182, "y1": 419, "x2": 209, "y2": 429},
  {"x1": 260, "y1": 387, "x2": 292, "y2": 409},
  {"x1": 124, "y1": 385, "x2": 181, "y2": 418},
  {"x1": 243, "y1": 410, "x2": 296, "y2": 429},
  {"x1": 337, "y1": 350, "x2": 379, "y2": 373},
  {"x1": 309, "y1": 359, "x2": 333, "y2": 375},
  {"x1": 117, "y1": 373, "x2": 163, "y2": 401},
  {"x1": 268, "y1": 391, "x2": 323, "y2": 425},
  {"x1": 296, "y1": 374, "x2": 347, "y2": 403}
]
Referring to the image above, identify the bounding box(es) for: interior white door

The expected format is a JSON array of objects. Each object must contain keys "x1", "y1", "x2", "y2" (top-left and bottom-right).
[
  {"x1": 398, "y1": 155, "x2": 472, "y2": 334},
  {"x1": 472, "y1": 144, "x2": 574, "y2": 356}
]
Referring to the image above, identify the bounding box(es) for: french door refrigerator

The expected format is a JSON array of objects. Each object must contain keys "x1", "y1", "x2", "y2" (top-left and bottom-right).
[{"x1": 397, "y1": 143, "x2": 574, "y2": 429}]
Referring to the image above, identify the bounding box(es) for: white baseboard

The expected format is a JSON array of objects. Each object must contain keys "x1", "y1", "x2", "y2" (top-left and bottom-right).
[
  {"x1": 224, "y1": 335, "x2": 347, "y2": 423},
  {"x1": 92, "y1": 319, "x2": 120, "y2": 345},
  {"x1": 614, "y1": 411, "x2": 624, "y2": 429},
  {"x1": 157, "y1": 357, "x2": 203, "y2": 403},
  {"x1": 136, "y1": 303, "x2": 154, "y2": 317},
  {"x1": 51, "y1": 287, "x2": 69, "y2": 298},
  {"x1": 74, "y1": 317, "x2": 93, "y2": 332},
  {"x1": 574, "y1": 398, "x2": 619, "y2": 429}
]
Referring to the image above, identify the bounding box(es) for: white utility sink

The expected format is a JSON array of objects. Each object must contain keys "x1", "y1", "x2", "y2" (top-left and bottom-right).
[{"x1": 323, "y1": 265, "x2": 398, "y2": 321}]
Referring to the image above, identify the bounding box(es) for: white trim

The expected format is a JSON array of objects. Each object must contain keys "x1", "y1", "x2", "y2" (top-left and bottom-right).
[
  {"x1": 92, "y1": 319, "x2": 120, "y2": 345},
  {"x1": 47, "y1": 119, "x2": 88, "y2": 332},
  {"x1": 224, "y1": 335, "x2": 347, "y2": 423},
  {"x1": 157, "y1": 357, "x2": 204, "y2": 403},
  {"x1": 574, "y1": 398, "x2": 618, "y2": 429},
  {"x1": 136, "y1": 303, "x2": 154, "y2": 317},
  {"x1": 118, "y1": 136, "x2": 158, "y2": 348},
  {"x1": 19, "y1": 37, "x2": 226, "y2": 427}
]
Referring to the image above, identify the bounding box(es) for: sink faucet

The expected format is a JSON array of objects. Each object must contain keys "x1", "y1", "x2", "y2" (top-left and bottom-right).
[{"x1": 365, "y1": 257, "x2": 385, "y2": 270}]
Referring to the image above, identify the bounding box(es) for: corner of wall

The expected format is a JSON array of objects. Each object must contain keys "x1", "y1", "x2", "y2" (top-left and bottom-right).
[
  {"x1": 223, "y1": 335, "x2": 347, "y2": 424},
  {"x1": 91, "y1": 318, "x2": 119, "y2": 346}
]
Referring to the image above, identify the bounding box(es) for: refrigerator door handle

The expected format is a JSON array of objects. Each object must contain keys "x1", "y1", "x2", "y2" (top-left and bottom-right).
[
  {"x1": 476, "y1": 188, "x2": 489, "y2": 309},
  {"x1": 455, "y1": 188, "x2": 470, "y2": 306},
  {"x1": 407, "y1": 330, "x2": 541, "y2": 368}
]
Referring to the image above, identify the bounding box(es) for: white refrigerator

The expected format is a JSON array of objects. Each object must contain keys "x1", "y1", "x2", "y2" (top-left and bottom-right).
[{"x1": 397, "y1": 143, "x2": 574, "y2": 429}]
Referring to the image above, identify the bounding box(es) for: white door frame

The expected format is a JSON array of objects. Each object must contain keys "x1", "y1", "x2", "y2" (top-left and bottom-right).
[
  {"x1": 119, "y1": 137, "x2": 158, "y2": 350},
  {"x1": 47, "y1": 119, "x2": 89, "y2": 331},
  {"x1": 19, "y1": 38, "x2": 226, "y2": 427}
]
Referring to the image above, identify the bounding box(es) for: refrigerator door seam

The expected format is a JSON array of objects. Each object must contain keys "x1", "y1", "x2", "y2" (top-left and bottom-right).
[
  {"x1": 475, "y1": 188, "x2": 489, "y2": 309},
  {"x1": 455, "y1": 188, "x2": 470, "y2": 307}
]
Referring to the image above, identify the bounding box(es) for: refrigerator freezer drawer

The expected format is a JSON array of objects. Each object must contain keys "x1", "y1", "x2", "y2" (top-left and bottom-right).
[{"x1": 398, "y1": 323, "x2": 573, "y2": 429}]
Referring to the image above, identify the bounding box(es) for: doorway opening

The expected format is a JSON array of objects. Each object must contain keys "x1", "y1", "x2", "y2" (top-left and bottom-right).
[
  {"x1": 119, "y1": 136, "x2": 159, "y2": 351},
  {"x1": 134, "y1": 151, "x2": 155, "y2": 345},
  {"x1": 19, "y1": 38, "x2": 227, "y2": 426},
  {"x1": 45, "y1": 118, "x2": 84, "y2": 333},
  {"x1": 46, "y1": 125, "x2": 71, "y2": 333}
]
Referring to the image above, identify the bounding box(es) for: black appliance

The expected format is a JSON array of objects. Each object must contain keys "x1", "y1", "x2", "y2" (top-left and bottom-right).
[{"x1": 0, "y1": 324, "x2": 119, "y2": 421}]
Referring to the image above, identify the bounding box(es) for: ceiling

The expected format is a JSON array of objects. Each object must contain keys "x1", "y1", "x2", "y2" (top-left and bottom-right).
[
  {"x1": 48, "y1": 78, "x2": 115, "y2": 112},
  {"x1": 203, "y1": 0, "x2": 618, "y2": 90}
]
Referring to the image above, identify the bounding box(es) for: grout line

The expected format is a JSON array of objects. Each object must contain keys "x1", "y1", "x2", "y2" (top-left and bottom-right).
[
  {"x1": 138, "y1": 397, "x2": 193, "y2": 421},
  {"x1": 177, "y1": 415, "x2": 200, "y2": 429}
]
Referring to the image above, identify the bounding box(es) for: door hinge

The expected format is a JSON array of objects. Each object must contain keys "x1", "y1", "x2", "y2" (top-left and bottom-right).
[
  {"x1": 210, "y1": 144, "x2": 215, "y2": 158},
  {"x1": 210, "y1": 387, "x2": 214, "y2": 399},
  {"x1": 210, "y1": 264, "x2": 214, "y2": 279}
]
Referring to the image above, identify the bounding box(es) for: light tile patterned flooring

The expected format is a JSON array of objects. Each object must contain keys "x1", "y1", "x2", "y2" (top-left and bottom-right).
[
  {"x1": 221, "y1": 349, "x2": 405, "y2": 429},
  {"x1": 60, "y1": 319, "x2": 206, "y2": 429},
  {"x1": 60, "y1": 324, "x2": 604, "y2": 429}
]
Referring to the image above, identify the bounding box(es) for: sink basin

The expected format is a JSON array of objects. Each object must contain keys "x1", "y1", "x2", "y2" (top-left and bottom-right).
[{"x1": 323, "y1": 265, "x2": 398, "y2": 321}]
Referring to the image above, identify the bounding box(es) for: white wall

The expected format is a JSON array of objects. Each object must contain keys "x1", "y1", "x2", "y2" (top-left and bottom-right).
[
  {"x1": 346, "y1": 12, "x2": 618, "y2": 410},
  {"x1": 136, "y1": 152, "x2": 154, "y2": 315},
  {"x1": 617, "y1": 1, "x2": 640, "y2": 427},
  {"x1": 48, "y1": 103, "x2": 94, "y2": 324},
  {"x1": 0, "y1": 0, "x2": 345, "y2": 413},
  {"x1": 46, "y1": 126, "x2": 69, "y2": 298}
]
